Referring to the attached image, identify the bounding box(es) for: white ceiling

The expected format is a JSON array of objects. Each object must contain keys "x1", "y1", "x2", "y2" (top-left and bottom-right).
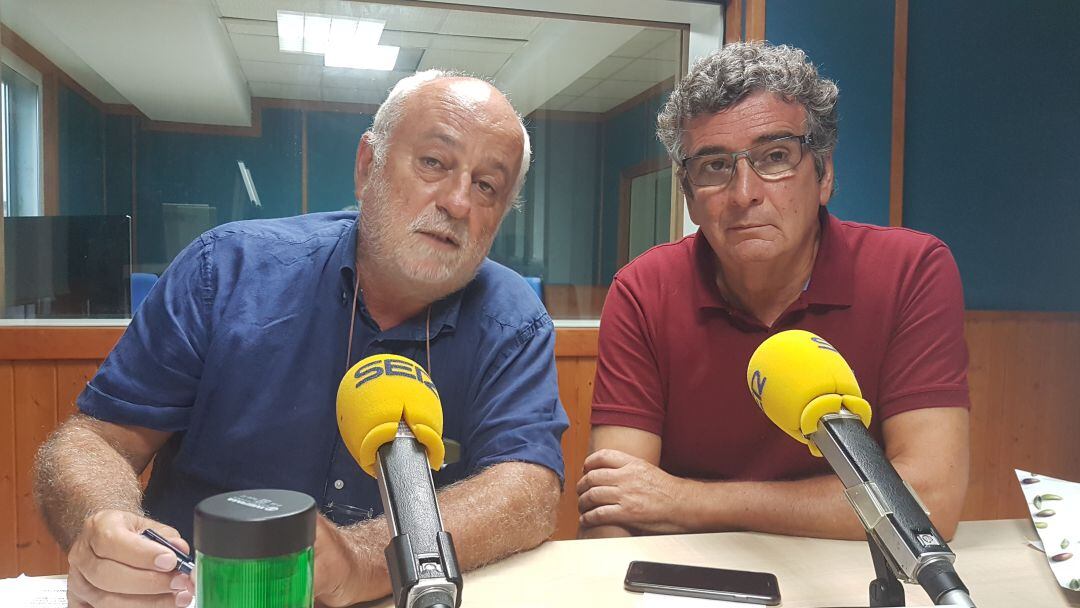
[{"x1": 1, "y1": 0, "x2": 682, "y2": 124}]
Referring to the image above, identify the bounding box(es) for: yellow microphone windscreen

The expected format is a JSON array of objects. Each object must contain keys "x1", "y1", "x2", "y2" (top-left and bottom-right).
[
  {"x1": 746, "y1": 330, "x2": 871, "y2": 456},
  {"x1": 337, "y1": 354, "x2": 445, "y2": 477}
]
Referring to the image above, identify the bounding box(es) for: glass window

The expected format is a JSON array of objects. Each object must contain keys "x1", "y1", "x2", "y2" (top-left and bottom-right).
[
  {"x1": 1, "y1": 1, "x2": 692, "y2": 321},
  {"x1": 1, "y1": 58, "x2": 41, "y2": 217}
]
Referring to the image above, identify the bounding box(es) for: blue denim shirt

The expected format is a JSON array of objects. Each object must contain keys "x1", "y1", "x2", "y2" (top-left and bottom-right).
[{"x1": 78, "y1": 212, "x2": 568, "y2": 542}]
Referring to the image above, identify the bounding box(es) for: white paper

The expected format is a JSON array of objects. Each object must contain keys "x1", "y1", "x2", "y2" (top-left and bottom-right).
[
  {"x1": 0, "y1": 574, "x2": 67, "y2": 607},
  {"x1": 1015, "y1": 469, "x2": 1080, "y2": 591}
]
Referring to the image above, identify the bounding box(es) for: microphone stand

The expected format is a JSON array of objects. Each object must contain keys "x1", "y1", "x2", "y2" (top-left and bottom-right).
[
  {"x1": 377, "y1": 422, "x2": 463, "y2": 608},
  {"x1": 812, "y1": 410, "x2": 976, "y2": 607},
  {"x1": 867, "y1": 533, "x2": 905, "y2": 607}
]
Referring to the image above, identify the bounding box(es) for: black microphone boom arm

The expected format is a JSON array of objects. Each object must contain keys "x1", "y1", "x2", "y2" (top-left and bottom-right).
[{"x1": 811, "y1": 410, "x2": 975, "y2": 607}]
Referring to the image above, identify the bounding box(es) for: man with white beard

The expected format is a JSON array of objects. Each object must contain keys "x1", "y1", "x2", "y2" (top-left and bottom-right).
[{"x1": 34, "y1": 71, "x2": 567, "y2": 608}]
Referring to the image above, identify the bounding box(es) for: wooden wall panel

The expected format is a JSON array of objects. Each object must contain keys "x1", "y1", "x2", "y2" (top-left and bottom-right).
[
  {"x1": 961, "y1": 314, "x2": 1080, "y2": 521},
  {"x1": 745, "y1": 0, "x2": 767, "y2": 41},
  {"x1": 0, "y1": 327, "x2": 123, "y2": 360},
  {"x1": 12, "y1": 362, "x2": 59, "y2": 575},
  {"x1": 889, "y1": 0, "x2": 909, "y2": 227},
  {"x1": 55, "y1": 362, "x2": 97, "y2": 422},
  {"x1": 552, "y1": 356, "x2": 597, "y2": 540},
  {"x1": 0, "y1": 317, "x2": 1078, "y2": 573},
  {"x1": 0, "y1": 359, "x2": 103, "y2": 577},
  {"x1": 0, "y1": 363, "x2": 16, "y2": 577},
  {"x1": 41, "y1": 72, "x2": 60, "y2": 217},
  {"x1": 724, "y1": 0, "x2": 744, "y2": 44},
  {"x1": 543, "y1": 285, "x2": 609, "y2": 321}
]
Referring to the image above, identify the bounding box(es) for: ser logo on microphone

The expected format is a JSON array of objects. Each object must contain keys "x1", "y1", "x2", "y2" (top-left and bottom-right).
[
  {"x1": 811, "y1": 336, "x2": 838, "y2": 352},
  {"x1": 353, "y1": 356, "x2": 438, "y2": 396},
  {"x1": 749, "y1": 369, "x2": 766, "y2": 409}
]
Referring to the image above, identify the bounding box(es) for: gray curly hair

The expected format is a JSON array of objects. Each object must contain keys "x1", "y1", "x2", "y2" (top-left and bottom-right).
[{"x1": 657, "y1": 41, "x2": 839, "y2": 183}]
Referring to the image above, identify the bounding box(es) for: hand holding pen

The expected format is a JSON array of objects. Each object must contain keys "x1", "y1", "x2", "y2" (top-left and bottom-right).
[
  {"x1": 65, "y1": 510, "x2": 195, "y2": 608},
  {"x1": 142, "y1": 528, "x2": 195, "y2": 575}
]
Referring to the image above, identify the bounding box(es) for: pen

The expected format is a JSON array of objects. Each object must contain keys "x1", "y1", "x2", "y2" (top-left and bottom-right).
[{"x1": 141, "y1": 528, "x2": 195, "y2": 575}]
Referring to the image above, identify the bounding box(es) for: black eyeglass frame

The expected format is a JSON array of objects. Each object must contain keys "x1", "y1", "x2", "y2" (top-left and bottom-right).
[{"x1": 679, "y1": 134, "x2": 813, "y2": 188}]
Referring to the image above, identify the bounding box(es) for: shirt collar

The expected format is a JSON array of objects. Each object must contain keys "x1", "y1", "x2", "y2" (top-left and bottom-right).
[
  {"x1": 692, "y1": 207, "x2": 854, "y2": 312},
  {"x1": 691, "y1": 230, "x2": 729, "y2": 311},
  {"x1": 803, "y1": 209, "x2": 854, "y2": 307},
  {"x1": 335, "y1": 213, "x2": 464, "y2": 340}
]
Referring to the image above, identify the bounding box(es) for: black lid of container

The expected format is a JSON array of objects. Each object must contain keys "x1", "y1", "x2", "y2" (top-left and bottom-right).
[{"x1": 194, "y1": 489, "x2": 316, "y2": 559}]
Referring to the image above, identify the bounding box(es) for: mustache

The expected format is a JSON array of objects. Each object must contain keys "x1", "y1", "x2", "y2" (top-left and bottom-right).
[{"x1": 408, "y1": 211, "x2": 470, "y2": 247}]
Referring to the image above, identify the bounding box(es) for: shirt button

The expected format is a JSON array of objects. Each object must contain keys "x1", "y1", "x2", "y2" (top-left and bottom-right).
[{"x1": 334, "y1": 479, "x2": 345, "y2": 490}]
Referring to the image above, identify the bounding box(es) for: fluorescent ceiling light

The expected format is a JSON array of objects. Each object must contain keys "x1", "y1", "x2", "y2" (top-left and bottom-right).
[
  {"x1": 328, "y1": 17, "x2": 358, "y2": 49},
  {"x1": 326, "y1": 44, "x2": 400, "y2": 71},
  {"x1": 277, "y1": 11, "x2": 398, "y2": 71},
  {"x1": 276, "y1": 11, "x2": 304, "y2": 53},
  {"x1": 303, "y1": 14, "x2": 332, "y2": 55},
  {"x1": 351, "y1": 18, "x2": 387, "y2": 47}
]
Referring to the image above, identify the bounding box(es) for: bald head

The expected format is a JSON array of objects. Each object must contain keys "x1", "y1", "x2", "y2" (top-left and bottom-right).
[
  {"x1": 365, "y1": 71, "x2": 531, "y2": 205},
  {"x1": 352, "y1": 72, "x2": 531, "y2": 304}
]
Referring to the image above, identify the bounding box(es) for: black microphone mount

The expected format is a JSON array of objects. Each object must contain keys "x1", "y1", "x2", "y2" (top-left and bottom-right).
[
  {"x1": 810, "y1": 409, "x2": 976, "y2": 607},
  {"x1": 377, "y1": 421, "x2": 462, "y2": 608}
]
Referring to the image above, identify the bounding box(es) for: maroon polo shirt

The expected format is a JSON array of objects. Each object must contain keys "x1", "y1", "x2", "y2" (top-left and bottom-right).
[{"x1": 591, "y1": 211, "x2": 969, "y2": 482}]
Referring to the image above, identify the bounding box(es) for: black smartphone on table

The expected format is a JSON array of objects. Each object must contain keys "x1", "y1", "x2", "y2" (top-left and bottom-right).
[{"x1": 624, "y1": 560, "x2": 782, "y2": 605}]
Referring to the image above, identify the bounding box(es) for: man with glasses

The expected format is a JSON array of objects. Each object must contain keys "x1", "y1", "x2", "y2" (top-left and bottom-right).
[{"x1": 577, "y1": 42, "x2": 970, "y2": 541}]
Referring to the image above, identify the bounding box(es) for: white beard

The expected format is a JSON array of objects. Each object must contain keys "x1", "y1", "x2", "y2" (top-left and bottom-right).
[{"x1": 356, "y1": 166, "x2": 491, "y2": 297}]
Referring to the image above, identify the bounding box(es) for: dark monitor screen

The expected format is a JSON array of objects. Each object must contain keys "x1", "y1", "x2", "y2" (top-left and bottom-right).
[{"x1": 3, "y1": 215, "x2": 132, "y2": 318}]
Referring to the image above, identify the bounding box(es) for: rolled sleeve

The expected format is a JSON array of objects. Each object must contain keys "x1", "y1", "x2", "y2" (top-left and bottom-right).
[
  {"x1": 463, "y1": 314, "x2": 568, "y2": 482},
  {"x1": 78, "y1": 236, "x2": 214, "y2": 432}
]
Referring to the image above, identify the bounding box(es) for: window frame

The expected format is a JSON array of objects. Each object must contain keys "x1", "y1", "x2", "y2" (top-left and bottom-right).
[{"x1": 1, "y1": 45, "x2": 44, "y2": 218}]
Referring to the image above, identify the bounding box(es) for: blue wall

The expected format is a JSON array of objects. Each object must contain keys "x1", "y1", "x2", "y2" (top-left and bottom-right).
[
  {"x1": 58, "y1": 84, "x2": 105, "y2": 215},
  {"x1": 104, "y1": 114, "x2": 134, "y2": 216},
  {"x1": 766, "y1": 0, "x2": 1080, "y2": 311},
  {"x1": 496, "y1": 117, "x2": 602, "y2": 284},
  {"x1": 904, "y1": 0, "x2": 1080, "y2": 311},
  {"x1": 60, "y1": 101, "x2": 315, "y2": 266},
  {"x1": 59, "y1": 76, "x2": 666, "y2": 286},
  {"x1": 766, "y1": 0, "x2": 894, "y2": 226},
  {"x1": 306, "y1": 111, "x2": 372, "y2": 213},
  {"x1": 599, "y1": 93, "x2": 670, "y2": 283},
  {"x1": 134, "y1": 108, "x2": 303, "y2": 264},
  {"x1": 66, "y1": 90, "x2": 671, "y2": 288}
]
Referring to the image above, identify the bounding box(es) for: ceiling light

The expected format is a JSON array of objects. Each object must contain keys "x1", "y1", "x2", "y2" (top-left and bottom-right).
[
  {"x1": 326, "y1": 43, "x2": 399, "y2": 71},
  {"x1": 328, "y1": 17, "x2": 358, "y2": 49},
  {"x1": 276, "y1": 11, "x2": 304, "y2": 53},
  {"x1": 277, "y1": 11, "x2": 397, "y2": 70},
  {"x1": 302, "y1": 14, "x2": 332, "y2": 55},
  {"x1": 350, "y1": 18, "x2": 387, "y2": 47}
]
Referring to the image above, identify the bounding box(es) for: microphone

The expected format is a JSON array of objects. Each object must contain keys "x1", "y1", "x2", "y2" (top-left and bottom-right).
[
  {"x1": 747, "y1": 330, "x2": 975, "y2": 607},
  {"x1": 337, "y1": 354, "x2": 462, "y2": 608}
]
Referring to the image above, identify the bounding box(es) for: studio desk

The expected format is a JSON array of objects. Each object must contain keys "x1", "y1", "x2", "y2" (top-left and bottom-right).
[{"x1": 358, "y1": 519, "x2": 1076, "y2": 607}]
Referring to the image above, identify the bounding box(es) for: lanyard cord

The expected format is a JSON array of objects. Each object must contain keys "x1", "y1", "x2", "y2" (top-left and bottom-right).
[
  {"x1": 345, "y1": 271, "x2": 433, "y2": 375},
  {"x1": 425, "y1": 305, "x2": 432, "y2": 376},
  {"x1": 345, "y1": 271, "x2": 360, "y2": 371}
]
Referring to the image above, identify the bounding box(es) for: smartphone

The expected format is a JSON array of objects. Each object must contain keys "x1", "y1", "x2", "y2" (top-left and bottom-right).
[{"x1": 624, "y1": 560, "x2": 781, "y2": 605}]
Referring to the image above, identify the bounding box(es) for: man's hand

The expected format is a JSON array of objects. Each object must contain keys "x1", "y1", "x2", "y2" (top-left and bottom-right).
[
  {"x1": 66, "y1": 509, "x2": 194, "y2": 608},
  {"x1": 313, "y1": 515, "x2": 390, "y2": 608},
  {"x1": 313, "y1": 462, "x2": 557, "y2": 607},
  {"x1": 577, "y1": 448, "x2": 692, "y2": 535}
]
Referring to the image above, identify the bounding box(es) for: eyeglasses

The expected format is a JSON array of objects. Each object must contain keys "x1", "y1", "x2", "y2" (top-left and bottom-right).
[{"x1": 680, "y1": 134, "x2": 811, "y2": 188}]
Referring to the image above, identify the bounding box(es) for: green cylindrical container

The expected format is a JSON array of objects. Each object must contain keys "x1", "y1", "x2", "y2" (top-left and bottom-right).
[{"x1": 194, "y1": 489, "x2": 316, "y2": 608}]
